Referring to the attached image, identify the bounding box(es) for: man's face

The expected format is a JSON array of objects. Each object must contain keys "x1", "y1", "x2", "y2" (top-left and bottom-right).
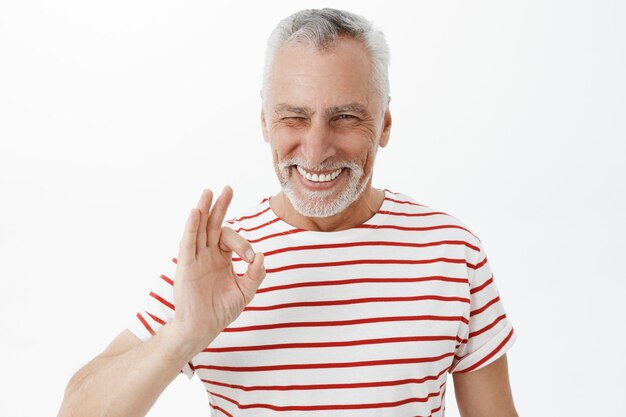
[{"x1": 261, "y1": 37, "x2": 391, "y2": 218}]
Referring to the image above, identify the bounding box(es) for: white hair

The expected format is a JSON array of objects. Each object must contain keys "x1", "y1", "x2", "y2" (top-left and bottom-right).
[{"x1": 261, "y1": 8, "x2": 391, "y2": 111}]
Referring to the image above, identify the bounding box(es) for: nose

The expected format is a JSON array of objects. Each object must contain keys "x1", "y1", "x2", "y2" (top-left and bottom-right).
[{"x1": 302, "y1": 118, "x2": 335, "y2": 167}]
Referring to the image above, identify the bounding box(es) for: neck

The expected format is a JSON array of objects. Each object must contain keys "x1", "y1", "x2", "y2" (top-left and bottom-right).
[{"x1": 269, "y1": 186, "x2": 385, "y2": 232}]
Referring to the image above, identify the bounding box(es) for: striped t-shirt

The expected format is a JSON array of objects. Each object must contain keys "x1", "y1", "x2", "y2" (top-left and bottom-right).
[{"x1": 128, "y1": 189, "x2": 516, "y2": 417}]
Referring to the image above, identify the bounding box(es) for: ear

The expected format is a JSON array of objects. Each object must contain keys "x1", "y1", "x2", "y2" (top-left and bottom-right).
[
  {"x1": 379, "y1": 100, "x2": 392, "y2": 148},
  {"x1": 261, "y1": 108, "x2": 269, "y2": 143}
]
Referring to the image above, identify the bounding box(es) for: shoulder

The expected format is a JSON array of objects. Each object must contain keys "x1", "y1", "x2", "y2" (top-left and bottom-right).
[
  {"x1": 223, "y1": 197, "x2": 274, "y2": 236},
  {"x1": 381, "y1": 189, "x2": 484, "y2": 257}
]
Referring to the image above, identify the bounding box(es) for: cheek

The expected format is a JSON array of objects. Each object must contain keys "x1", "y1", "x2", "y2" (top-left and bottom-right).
[
  {"x1": 270, "y1": 128, "x2": 301, "y2": 160},
  {"x1": 349, "y1": 144, "x2": 379, "y2": 178},
  {"x1": 341, "y1": 133, "x2": 378, "y2": 163}
]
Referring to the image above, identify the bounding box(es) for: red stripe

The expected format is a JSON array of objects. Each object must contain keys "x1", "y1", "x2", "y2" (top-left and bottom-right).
[
  {"x1": 145, "y1": 311, "x2": 166, "y2": 325},
  {"x1": 377, "y1": 210, "x2": 448, "y2": 217},
  {"x1": 197, "y1": 352, "x2": 453, "y2": 373},
  {"x1": 232, "y1": 240, "x2": 480, "y2": 261},
  {"x1": 234, "y1": 206, "x2": 271, "y2": 222},
  {"x1": 256, "y1": 275, "x2": 468, "y2": 294},
  {"x1": 203, "y1": 335, "x2": 462, "y2": 353},
  {"x1": 201, "y1": 366, "x2": 450, "y2": 391},
  {"x1": 244, "y1": 294, "x2": 470, "y2": 311},
  {"x1": 248, "y1": 228, "x2": 305, "y2": 243},
  {"x1": 266, "y1": 257, "x2": 468, "y2": 274},
  {"x1": 384, "y1": 196, "x2": 427, "y2": 207},
  {"x1": 421, "y1": 382, "x2": 447, "y2": 417},
  {"x1": 224, "y1": 315, "x2": 469, "y2": 333},
  {"x1": 470, "y1": 276, "x2": 493, "y2": 294},
  {"x1": 469, "y1": 314, "x2": 507, "y2": 338},
  {"x1": 209, "y1": 402, "x2": 233, "y2": 417},
  {"x1": 470, "y1": 296, "x2": 500, "y2": 317},
  {"x1": 472, "y1": 256, "x2": 488, "y2": 270},
  {"x1": 234, "y1": 217, "x2": 281, "y2": 233},
  {"x1": 207, "y1": 382, "x2": 446, "y2": 411},
  {"x1": 136, "y1": 312, "x2": 155, "y2": 336},
  {"x1": 247, "y1": 223, "x2": 477, "y2": 244},
  {"x1": 356, "y1": 223, "x2": 478, "y2": 239},
  {"x1": 149, "y1": 291, "x2": 175, "y2": 311},
  {"x1": 429, "y1": 404, "x2": 443, "y2": 417},
  {"x1": 457, "y1": 328, "x2": 514, "y2": 373},
  {"x1": 160, "y1": 274, "x2": 173, "y2": 286}
]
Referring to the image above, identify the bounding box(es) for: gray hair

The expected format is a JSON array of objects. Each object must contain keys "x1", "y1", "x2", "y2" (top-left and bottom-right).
[{"x1": 262, "y1": 8, "x2": 390, "y2": 111}]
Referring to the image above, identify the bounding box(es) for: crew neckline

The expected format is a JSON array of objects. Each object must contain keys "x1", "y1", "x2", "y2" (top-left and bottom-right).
[{"x1": 261, "y1": 189, "x2": 393, "y2": 243}]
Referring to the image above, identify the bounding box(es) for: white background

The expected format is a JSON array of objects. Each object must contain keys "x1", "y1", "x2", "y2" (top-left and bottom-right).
[{"x1": 1, "y1": 1, "x2": 625, "y2": 416}]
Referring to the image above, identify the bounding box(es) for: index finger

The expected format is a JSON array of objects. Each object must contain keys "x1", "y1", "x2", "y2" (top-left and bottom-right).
[
  {"x1": 179, "y1": 208, "x2": 199, "y2": 263},
  {"x1": 207, "y1": 186, "x2": 233, "y2": 247}
]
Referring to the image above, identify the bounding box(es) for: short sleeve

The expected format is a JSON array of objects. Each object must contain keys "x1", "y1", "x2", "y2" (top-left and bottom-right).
[
  {"x1": 449, "y1": 241, "x2": 516, "y2": 374},
  {"x1": 126, "y1": 256, "x2": 195, "y2": 379}
]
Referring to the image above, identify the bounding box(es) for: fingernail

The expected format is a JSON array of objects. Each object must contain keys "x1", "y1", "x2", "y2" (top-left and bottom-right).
[{"x1": 245, "y1": 249, "x2": 255, "y2": 262}]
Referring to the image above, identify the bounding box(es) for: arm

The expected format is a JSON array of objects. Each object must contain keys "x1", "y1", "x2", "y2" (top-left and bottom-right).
[
  {"x1": 57, "y1": 326, "x2": 207, "y2": 417},
  {"x1": 57, "y1": 187, "x2": 266, "y2": 417},
  {"x1": 452, "y1": 354, "x2": 518, "y2": 417}
]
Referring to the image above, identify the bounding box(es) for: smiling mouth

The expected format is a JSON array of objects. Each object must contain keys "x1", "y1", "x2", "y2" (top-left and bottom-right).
[{"x1": 296, "y1": 166, "x2": 344, "y2": 183}]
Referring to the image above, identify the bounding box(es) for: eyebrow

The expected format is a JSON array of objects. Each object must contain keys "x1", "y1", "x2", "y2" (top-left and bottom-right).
[
  {"x1": 273, "y1": 102, "x2": 371, "y2": 118},
  {"x1": 273, "y1": 103, "x2": 313, "y2": 116}
]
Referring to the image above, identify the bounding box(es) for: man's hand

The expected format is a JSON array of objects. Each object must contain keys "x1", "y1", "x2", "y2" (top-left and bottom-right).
[{"x1": 168, "y1": 186, "x2": 266, "y2": 354}]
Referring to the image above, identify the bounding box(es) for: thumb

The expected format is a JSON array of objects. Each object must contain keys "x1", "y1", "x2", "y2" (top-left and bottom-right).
[{"x1": 238, "y1": 252, "x2": 266, "y2": 304}]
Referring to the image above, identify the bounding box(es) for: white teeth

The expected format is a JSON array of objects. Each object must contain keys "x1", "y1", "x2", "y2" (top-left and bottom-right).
[{"x1": 296, "y1": 166, "x2": 343, "y2": 182}]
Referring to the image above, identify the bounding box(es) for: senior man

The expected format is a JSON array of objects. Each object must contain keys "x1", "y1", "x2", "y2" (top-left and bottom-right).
[{"x1": 58, "y1": 8, "x2": 518, "y2": 417}]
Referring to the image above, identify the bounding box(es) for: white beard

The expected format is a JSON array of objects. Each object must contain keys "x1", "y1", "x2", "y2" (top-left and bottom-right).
[{"x1": 276, "y1": 156, "x2": 371, "y2": 218}]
